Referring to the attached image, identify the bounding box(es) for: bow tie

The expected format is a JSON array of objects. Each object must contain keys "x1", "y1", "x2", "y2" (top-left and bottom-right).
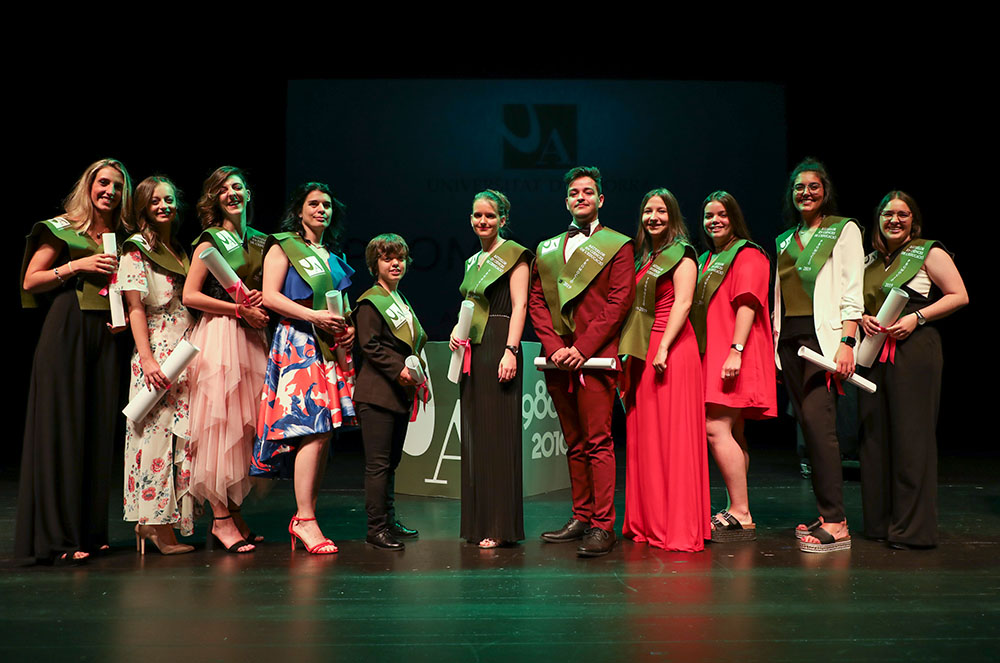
[{"x1": 567, "y1": 223, "x2": 591, "y2": 238}]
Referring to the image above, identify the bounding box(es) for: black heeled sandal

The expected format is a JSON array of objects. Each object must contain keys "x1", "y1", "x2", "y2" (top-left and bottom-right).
[
  {"x1": 207, "y1": 515, "x2": 255, "y2": 553},
  {"x1": 229, "y1": 507, "x2": 264, "y2": 543}
]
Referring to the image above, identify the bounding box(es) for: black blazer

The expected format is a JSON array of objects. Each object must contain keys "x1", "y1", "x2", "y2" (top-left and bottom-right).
[{"x1": 352, "y1": 300, "x2": 414, "y2": 413}]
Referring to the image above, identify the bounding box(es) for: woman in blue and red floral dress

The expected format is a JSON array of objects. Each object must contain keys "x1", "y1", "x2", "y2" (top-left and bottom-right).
[{"x1": 251, "y1": 182, "x2": 356, "y2": 554}]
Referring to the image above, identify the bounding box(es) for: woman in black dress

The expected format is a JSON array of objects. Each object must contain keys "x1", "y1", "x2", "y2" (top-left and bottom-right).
[
  {"x1": 450, "y1": 190, "x2": 530, "y2": 548},
  {"x1": 16, "y1": 158, "x2": 132, "y2": 564}
]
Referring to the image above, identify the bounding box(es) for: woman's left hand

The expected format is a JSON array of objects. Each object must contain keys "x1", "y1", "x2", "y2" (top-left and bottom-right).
[
  {"x1": 652, "y1": 346, "x2": 669, "y2": 374},
  {"x1": 498, "y1": 349, "x2": 517, "y2": 383},
  {"x1": 721, "y1": 350, "x2": 742, "y2": 381},
  {"x1": 833, "y1": 343, "x2": 855, "y2": 379},
  {"x1": 884, "y1": 313, "x2": 918, "y2": 339},
  {"x1": 337, "y1": 324, "x2": 355, "y2": 348}
]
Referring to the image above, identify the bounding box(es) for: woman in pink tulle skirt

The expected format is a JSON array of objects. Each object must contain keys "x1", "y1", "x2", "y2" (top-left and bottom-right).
[{"x1": 182, "y1": 166, "x2": 269, "y2": 553}]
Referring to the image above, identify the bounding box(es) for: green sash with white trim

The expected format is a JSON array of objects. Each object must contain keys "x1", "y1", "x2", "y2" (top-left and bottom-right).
[
  {"x1": 775, "y1": 215, "x2": 856, "y2": 301},
  {"x1": 863, "y1": 239, "x2": 939, "y2": 313},
  {"x1": 122, "y1": 233, "x2": 189, "y2": 277},
  {"x1": 21, "y1": 217, "x2": 110, "y2": 310},
  {"x1": 690, "y1": 240, "x2": 765, "y2": 355},
  {"x1": 459, "y1": 240, "x2": 529, "y2": 344}
]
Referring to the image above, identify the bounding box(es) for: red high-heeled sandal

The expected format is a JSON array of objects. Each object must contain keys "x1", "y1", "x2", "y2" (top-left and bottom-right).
[{"x1": 289, "y1": 516, "x2": 338, "y2": 554}]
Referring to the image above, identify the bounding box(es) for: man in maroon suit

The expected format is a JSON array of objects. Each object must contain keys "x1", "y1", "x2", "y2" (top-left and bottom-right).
[{"x1": 528, "y1": 166, "x2": 635, "y2": 557}]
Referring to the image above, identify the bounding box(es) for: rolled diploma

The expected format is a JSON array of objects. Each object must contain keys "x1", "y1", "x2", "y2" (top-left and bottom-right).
[
  {"x1": 796, "y1": 346, "x2": 877, "y2": 394},
  {"x1": 122, "y1": 340, "x2": 201, "y2": 422},
  {"x1": 103, "y1": 233, "x2": 126, "y2": 328},
  {"x1": 856, "y1": 288, "x2": 910, "y2": 368},
  {"x1": 324, "y1": 290, "x2": 350, "y2": 371},
  {"x1": 405, "y1": 355, "x2": 427, "y2": 385},
  {"x1": 447, "y1": 300, "x2": 475, "y2": 384},
  {"x1": 533, "y1": 357, "x2": 618, "y2": 371},
  {"x1": 198, "y1": 247, "x2": 250, "y2": 302}
]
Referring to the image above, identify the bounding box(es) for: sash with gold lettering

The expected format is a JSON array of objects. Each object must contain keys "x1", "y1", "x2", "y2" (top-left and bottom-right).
[
  {"x1": 618, "y1": 239, "x2": 696, "y2": 360},
  {"x1": 775, "y1": 215, "x2": 856, "y2": 301},
  {"x1": 270, "y1": 232, "x2": 354, "y2": 360},
  {"x1": 459, "y1": 240, "x2": 529, "y2": 344},
  {"x1": 690, "y1": 240, "x2": 767, "y2": 355},
  {"x1": 535, "y1": 227, "x2": 631, "y2": 335},
  {"x1": 21, "y1": 217, "x2": 112, "y2": 311},
  {"x1": 122, "y1": 233, "x2": 189, "y2": 277},
  {"x1": 863, "y1": 239, "x2": 941, "y2": 314}
]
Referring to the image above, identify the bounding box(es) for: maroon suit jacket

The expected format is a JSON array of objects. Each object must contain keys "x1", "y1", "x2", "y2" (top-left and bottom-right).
[{"x1": 528, "y1": 226, "x2": 635, "y2": 361}]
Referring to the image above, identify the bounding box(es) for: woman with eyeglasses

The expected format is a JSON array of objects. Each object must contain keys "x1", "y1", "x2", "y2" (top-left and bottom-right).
[
  {"x1": 773, "y1": 158, "x2": 863, "y2": 553},
  {"x1": 858, "y1": 191, "x2": 967, "y2": 549}
]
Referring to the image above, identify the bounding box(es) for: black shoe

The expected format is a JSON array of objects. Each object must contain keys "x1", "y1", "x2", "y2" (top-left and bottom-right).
[
  {"x1": 577, "y1": 528, "x2": 616, "y2": 557},
  {"x1": 388, "y1": 520, "x2": 419, "y2": 539},
  {"x1": 366, "y1": 530, "x2": 404, "y2": 551},
  {"x1": 540, "y1": 518, "x2": 590, "y2": 543}
]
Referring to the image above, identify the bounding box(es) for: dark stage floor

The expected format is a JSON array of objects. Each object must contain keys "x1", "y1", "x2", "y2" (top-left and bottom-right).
[{"x1": 1, "y1": 447, "x2": 998, "y2": 662}]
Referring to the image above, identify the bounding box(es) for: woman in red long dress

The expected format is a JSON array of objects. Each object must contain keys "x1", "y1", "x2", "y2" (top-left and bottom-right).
[
  {"x1": 621, "y1": 188, "x2": 711, "y2": 552},
  {"x1": 691, "y1": 191, "x2": 776, "y2": 542}
]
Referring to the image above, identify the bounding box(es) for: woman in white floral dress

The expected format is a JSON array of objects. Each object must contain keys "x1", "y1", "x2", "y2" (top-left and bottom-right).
[{"x1": 117, "y1": 176, "x2": 196, "y2": 554}]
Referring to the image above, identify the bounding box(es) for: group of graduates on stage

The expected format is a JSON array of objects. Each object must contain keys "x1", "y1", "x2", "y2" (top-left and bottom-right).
[{"x1": 14, "y1": 157, "x2": 967, "y2": 566}]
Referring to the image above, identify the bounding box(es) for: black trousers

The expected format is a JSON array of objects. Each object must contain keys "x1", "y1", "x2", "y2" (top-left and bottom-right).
[
  {"x1": 778, "y1": 332, "x2": 845, "y2": 523},
  {"x1": 357, "y1": 403, "x2": 408, "y2": 537},
  {"x1": 859, "y1": 326, "x2": 942, "y2": 546}
]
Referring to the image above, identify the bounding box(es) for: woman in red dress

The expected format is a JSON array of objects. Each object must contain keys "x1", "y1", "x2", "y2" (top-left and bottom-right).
[
  {"x1": 620, "y1": 188, "x2": 711, "y2": 552},
  {"x1": 691, "y1": 191, "x2": 776, "y2": 542}
]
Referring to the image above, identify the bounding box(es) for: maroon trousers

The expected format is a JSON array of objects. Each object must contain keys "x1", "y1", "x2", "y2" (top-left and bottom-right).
[{"x1": 545, "y1": 369, "x2": 617, "y2": 531}]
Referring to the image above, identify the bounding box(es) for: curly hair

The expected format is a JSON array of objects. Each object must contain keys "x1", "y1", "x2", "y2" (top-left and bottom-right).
[{"x1": 196, "y1": 166, "x2": 251, "y2": 229}]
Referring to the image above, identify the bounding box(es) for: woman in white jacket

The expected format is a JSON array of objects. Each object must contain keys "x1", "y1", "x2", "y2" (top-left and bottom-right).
[{"x1": 773, "y1": 158, "x2": 863, "y2": 553}]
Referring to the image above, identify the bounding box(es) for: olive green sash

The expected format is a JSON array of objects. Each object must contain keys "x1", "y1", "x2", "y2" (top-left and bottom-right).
[
  {"x1": 618, "y1": 239, "x2": 695, "y2": 360},
  {"x1": 775, "y1": 215, "x2": 856, "y2": 301},
  {"x1": 357, "y1": 285, "x2": 427, "y2": 355},
  {"x1": 863, "y1": 239, "x2": 939, "y2": 313},
  {"x1": 535, "y1": 227, "x2": 631, "y2": 335},
  {"x1": 193, "y1": 226, "x2": 266, "y2": 289},
  {"x1": 122, "y1": 233, "x2": 189, "y2": 277},
  {"x1": 459, "y1": 240, "x2": 529, "y2": 344},
  {"x1": 21, "y1": 217, "x2": 109, "y2": 310},
  {"x1": 690, "y1": 240, "x2": 763, "y2": 354},
  {"x1": 269, "y1": 232, "x2": 338, "y2": 310}
]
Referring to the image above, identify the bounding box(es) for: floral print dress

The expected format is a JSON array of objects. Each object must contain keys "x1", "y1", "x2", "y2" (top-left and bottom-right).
[{"x1": 117, "y1": 249, "x2": 197, "y2": 535}]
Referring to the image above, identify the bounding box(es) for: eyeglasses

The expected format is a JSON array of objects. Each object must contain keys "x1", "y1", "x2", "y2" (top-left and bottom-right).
[
  {"x1": 880, "y1": 211, "x2": 912, "y2": 221},
  {"x1": 793, "y1": 182, "x2": 823, "y2": 193}
]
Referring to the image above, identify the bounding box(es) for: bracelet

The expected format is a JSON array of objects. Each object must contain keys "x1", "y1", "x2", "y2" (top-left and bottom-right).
[
  {"x1": 67, "y1": 260, "x2": 75, "y2": 274},
  {"x1": 234, "y1": 303, "x2": 242, "y2": 319},
  {"x1": 53, "y1": 266, "x2": 65, "y2": 283}
]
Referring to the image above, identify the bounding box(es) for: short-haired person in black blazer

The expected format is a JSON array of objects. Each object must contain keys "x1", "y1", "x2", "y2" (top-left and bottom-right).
[{"x1": 353, "y1": 234, "x2": 427, "y2": 550}]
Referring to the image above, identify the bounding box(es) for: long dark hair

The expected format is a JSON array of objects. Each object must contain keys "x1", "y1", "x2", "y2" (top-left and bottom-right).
[
  {"x1": 872, "y1": 190, "x2": 923, "y2": 254},
  {"x1": 279, "y1": 182, "x2": 346, "y2": 253},
  {"x1": 701, "y1": 190, "x2": 753, "y2": 251},
  {"x1": 782, "y1": 157, "x2": 838, "y2": 228},
  {"x1": 130, "y1": 176, "x2": 184, "y2": 253},
  {"x1": 633, "y1": 188, "x2": 689, "y2": 268}
]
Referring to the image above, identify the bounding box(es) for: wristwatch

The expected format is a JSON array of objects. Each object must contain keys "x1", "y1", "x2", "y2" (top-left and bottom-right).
[
  {"x1": 505, "y1": 344, "x2": 520, "y2": 356},
  {"x1": 731, "y1": 343, "x2": 744, "y2": 352},
  {"x1": 840, "y1": 336, "x2": 857, "y2": 348},
  {"x1": 915, "y1": 310, "x2": 927, "y2": 326}
]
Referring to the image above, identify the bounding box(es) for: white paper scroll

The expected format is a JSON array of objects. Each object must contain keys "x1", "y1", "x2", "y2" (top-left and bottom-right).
[
  {"x1": 405, "y1": 355, "x2": 427, "y2": 385},
  {"x1": 122, "y1": 340, "x2": 201, "y2": 422},
  {"x1": 198, "y1": 247, "x2": 250, "y2": 302},
  {"x1": 796, "y1": 346, "x2": 877, "y2": 394},
  {"x1": 856, "y1": 288, "x2": 910, "y2": 368},
  {"x1": 447, "y1": 300, "x2": 475, "y2": 384},
  {"x1": 103, "y1": 233, "x2": 126, "y2": 328},
  {"x1": 325, "y1": 289, "x2": 344, "y2": 316},
  {"x1": 533, "y1": 357, "x2": 618, "y2": 371}
]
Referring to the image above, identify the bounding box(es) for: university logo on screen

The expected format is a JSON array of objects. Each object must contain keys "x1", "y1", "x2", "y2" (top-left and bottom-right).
[{"x1": 502, "y1": 104, "x2": 577, "y2": 169}]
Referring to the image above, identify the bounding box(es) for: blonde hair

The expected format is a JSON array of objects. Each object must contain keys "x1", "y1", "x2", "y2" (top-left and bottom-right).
[{"x1": 62, "y1": 158, "x2": 133, "y2": 235}]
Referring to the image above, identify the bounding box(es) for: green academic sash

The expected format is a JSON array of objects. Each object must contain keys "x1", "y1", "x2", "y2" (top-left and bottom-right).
[
  {"x1": 21, "y1": 217, "x2": 111, "y2": 311},
  {"x1": 618, "y1": 239, "x2": 695, "y2": 360},
  {"x1": 459, "y1": 240, "x2": 529, "y2": 344},
  {"x1": 193, "y1": 226, "x2": 266, "y2": 290},
  {"x1": 863, "y1": 239, "x2": 939, "y2": 314},
  {"x1": 357, "y1": 285, "x2": 427, "y2": 356},
  {"x1": 775, "y1": 215, "x2": 856, "y2": 301},
  {"x1": 269, "y1": 232, "x2": 338, "y2": 310},
  {"x1": 690, "y1": 240, "x2": 765, "y2": 355},
  {"x1": 535, "y1": 227, "x2": 631, "y2": 335},
  {"x1": 122, "y1": 233, "x2": 189, "y2": 277}
]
